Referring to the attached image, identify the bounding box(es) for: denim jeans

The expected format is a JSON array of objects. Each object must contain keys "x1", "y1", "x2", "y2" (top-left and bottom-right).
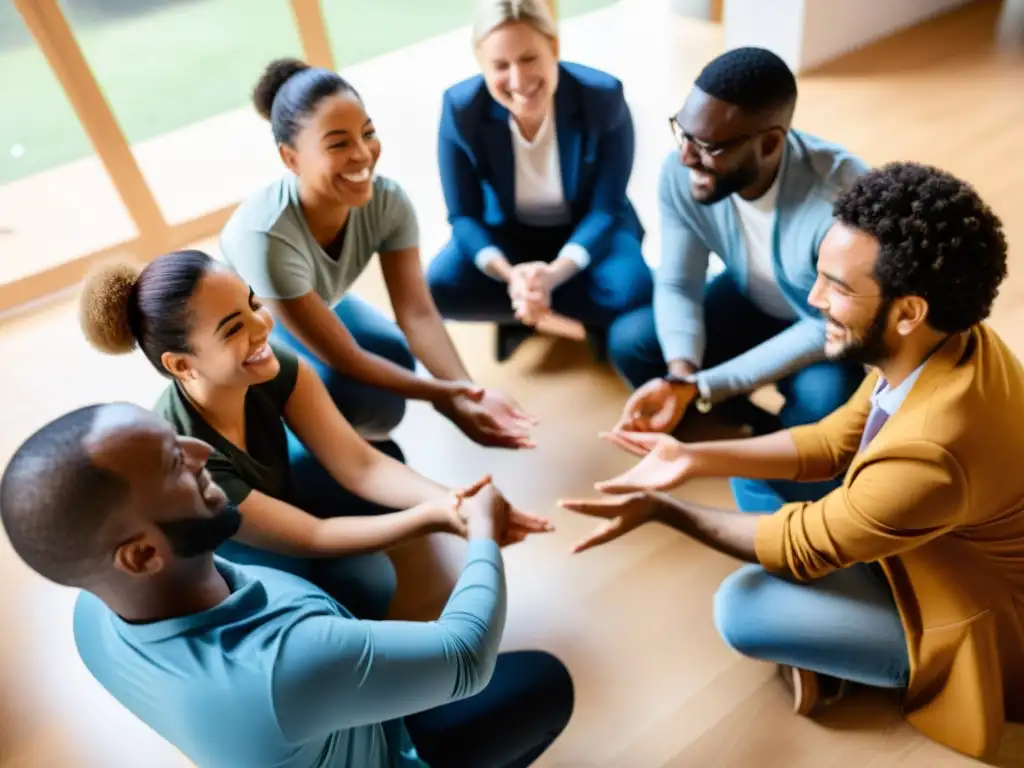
[
  {"x1": 712, "y1": 477, "x2": 911, "y2": 689},
  {"x1": 607, "y1": 271, "x2": 865, "y2": 430}
]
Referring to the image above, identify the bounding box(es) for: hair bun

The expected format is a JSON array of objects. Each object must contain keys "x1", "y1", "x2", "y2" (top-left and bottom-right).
[
  {"x1": 79, "y1": 260, "x2": 143, "y2": 355},
  {"x1": 253, "y1": 58, "x2": 310, "y2": 120}
]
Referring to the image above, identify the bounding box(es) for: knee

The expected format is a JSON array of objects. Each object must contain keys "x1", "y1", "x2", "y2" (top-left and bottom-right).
[
  {"x1": 426, "y1": 243, "x2": 469, "y2": 315},
  {"x1": 713, "y1": 565, "x2": 772, "y2": 656},
  {"x1": 341, "y1": 555, "x2": 398, "y2": 621},
  {"x1": 606, "y1": 307, "x2": 660, "y2": 389},
  {"x1": 787, "y1": 363, "x2": 865, "y2": 423},
  {"x1": 523, "y1": 651, "x2": 575, "y2": 732}
]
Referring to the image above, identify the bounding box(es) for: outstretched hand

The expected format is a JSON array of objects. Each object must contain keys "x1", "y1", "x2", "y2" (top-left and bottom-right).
[
  {"x1": 594, "y1": 431, "x2": 695, "y2": 493},
  {"x1": 615, "y1": 377, "x2": 696, "y2": 434},
  {"x1": 559, "y1": 492, "x2": 660, "y2": 553},
  {"x1": 437, "y1": 387, "x2": 538, "y2": 449}
]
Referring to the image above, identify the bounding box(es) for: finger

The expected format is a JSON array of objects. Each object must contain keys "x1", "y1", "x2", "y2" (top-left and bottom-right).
[
  {"x1": 454, "y1": 475, "x2": 492, "y2": 499},
  {"x1": 509, "y1": 508, "x2": 554, "y2": 532},
  {"x1": 599, "y1": 431, "x2": 652, "y2": 458},
  {"x1": 557, "y1": 498, "x2": 621, "y2": 518},
  {"x1": 609, "y1": 430, "x2": 664, "y2": 449},
  {"x1": 649, "y1": 400, "x2": 682, "y2": 433},
  {"x1": 456, "y1": 383, "x2": 485, "y2": 401},
  {"x1": 595, "y1": 472, "x2": 665, "y2": 494},
  {"x1": 572, "y1": 519, "x2": 626, "y2": 554}
]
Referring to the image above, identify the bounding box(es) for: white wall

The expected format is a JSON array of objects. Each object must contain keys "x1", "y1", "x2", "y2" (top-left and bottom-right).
[{"x1": 723, "y1": 0, "x2": 976, "y2": 72}]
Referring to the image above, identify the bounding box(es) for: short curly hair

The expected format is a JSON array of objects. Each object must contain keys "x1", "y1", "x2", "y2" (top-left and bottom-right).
[{"x1": 833, "y1": 162, "x2": 1007, "y2": 333}]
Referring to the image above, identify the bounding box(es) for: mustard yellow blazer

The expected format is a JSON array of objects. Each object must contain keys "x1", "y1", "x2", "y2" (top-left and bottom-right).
[{"x1": 756, "y1": 324, "x2": 1024, "y2": 760}]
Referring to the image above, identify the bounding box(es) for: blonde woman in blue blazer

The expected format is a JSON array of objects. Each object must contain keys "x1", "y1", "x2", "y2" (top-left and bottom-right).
[{"x1": 427, "y1": 0, "x2": 653, "y2": 361}]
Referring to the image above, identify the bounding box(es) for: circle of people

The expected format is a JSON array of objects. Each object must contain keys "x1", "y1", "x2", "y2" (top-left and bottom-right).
[{"x1": 3, "y1": 2, "x2": 1023, "y2": 766}]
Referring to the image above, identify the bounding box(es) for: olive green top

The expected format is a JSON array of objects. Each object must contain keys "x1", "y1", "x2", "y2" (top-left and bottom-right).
[{"x1": 153, "y1": 343, "x2": 300, "y2": 506}]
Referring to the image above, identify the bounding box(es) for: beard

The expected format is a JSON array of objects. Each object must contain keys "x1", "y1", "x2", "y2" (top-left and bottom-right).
[
  {"x1": 828, "y1": 297, "x2": 893, "y2": 366},
  {"x1": 156, "y1": 503, "x2": 242, "y2": 559},
  {"x1": 691, "y1": 156, "x2": 760, "y2": 205}
]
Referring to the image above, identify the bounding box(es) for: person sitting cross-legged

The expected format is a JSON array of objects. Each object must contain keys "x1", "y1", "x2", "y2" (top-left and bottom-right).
[
  {"x1": 610, "y1": 47, "x2": 867, "y2": 443},
  {"x1": 564, "y1": 163, "x2": 1024, "y2": 761},
  {"x1": 0, "y1": 403, "x2": 574, "y2": 768}
]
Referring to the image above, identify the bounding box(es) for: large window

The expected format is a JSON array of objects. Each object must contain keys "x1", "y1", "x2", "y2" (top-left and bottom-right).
[
  {"x1": 0, "y1": 1, "x2": 136, "y2": 285},
  {"x1": 0, "y1": 0, "x2": 619, "y2": 305}
]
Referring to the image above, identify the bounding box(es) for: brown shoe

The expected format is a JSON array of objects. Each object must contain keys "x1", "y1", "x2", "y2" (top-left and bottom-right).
[{"x1": 777, "y1": 665, "x2": 848, "y2": 716}]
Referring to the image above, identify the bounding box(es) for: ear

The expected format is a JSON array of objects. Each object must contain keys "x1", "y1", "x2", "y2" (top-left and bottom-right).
[
  {"x1": 895, "y1": 296, "x2": 929, "y2": 335},
  {"x1": 550, "y1": 35, "x2": 560, "y2": 60},
  {"x1": 113, "y1": 534, "x2": 165, "y2": 578},
  {"x1": 758, "y1": 128, "x2": 784, "y2": 160},
  {"x1": 278, "y1": 143, "x2": 299, "y2": 175},
  {"x1": 160, "y1": 350, "x2": 197, "y2": 381}
]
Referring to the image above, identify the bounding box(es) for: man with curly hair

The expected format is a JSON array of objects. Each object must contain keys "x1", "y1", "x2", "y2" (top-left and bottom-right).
[{"x1": 565, "y1": 162, "x2": 1023, "y2": 760}]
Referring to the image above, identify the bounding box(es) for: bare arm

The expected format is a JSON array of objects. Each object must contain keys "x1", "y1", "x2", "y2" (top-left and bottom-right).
[
  {"x1": 284, "y1": 359, "x2": 451, "y2": 509},
  {"x1": 687, "y1": 429, "x2": 802, "y2": 481},
  {"x1": 649, "y1": 492, "x2": 759, "y2": 563},
  {"x1": 234, "y1": 490, "x2": 451, "y2": 558},
  {"x1": 268, "y1": 292, "x2": 457, "y2": 403},
  {"x1": 380, "y1": 246, "x2": 471, "y2": 382}
]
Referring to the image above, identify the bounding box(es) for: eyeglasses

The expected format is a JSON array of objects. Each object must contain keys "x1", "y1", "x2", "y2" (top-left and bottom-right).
[{"x1": 669, "y1": 115, "x2": 783, "y2": 158}]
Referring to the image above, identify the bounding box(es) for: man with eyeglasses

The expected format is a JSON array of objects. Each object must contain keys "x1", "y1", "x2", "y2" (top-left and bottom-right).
[{"x1": 608, "y1": 47, "x2": 868, "y2": 451}]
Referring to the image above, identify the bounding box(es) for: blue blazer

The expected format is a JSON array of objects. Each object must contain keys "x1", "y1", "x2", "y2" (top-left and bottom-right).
[{"x1": 437, "y1": 61, "x2": 644, "y2": 269}]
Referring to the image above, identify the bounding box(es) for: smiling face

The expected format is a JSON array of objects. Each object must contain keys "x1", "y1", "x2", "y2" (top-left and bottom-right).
[
  {"x1": 160, "y1": 267, "x2": 279, "y2": 389},
  {"x1": 82, "y1": 404, "x2": 241, "y2": 578},
  {"x1": 808, "y1": 222, "x2": 898, "y2": 365},
  {"x1": 279, "y1": 90, "x2": 381, "y2": 208},
  {"x1": 477, "y1": 21, "x2": 559, "y2": 131},
  {"x1": 672, "y1": 87, "x2": 784, "y2": 205}
]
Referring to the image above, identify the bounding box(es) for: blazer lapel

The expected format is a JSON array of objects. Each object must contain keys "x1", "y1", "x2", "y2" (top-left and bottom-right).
[
  {"x1": 482, "y1": 99, "x2": 515, "y2": 217},
  {"x1": 554, "y1": 65, "x2": 582, "y2": 203}
]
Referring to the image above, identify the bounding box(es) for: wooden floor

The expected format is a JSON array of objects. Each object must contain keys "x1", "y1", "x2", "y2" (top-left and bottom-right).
[{"x1": 2, "y1": 2, "x2": 1024, "y2": 766}]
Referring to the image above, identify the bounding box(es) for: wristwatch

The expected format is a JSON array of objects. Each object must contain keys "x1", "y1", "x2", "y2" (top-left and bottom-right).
[{"x1": 664, "y1": 372, "x2": 713, "y2": 414}]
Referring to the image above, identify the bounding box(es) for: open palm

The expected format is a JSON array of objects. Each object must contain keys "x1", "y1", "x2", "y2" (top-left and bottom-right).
[
  {"x1": 559, "y1": 493, "x2": 658, "y2": 553},
  {"x1": 595, "y1": 431, "x2": 694, "y2": 493}
]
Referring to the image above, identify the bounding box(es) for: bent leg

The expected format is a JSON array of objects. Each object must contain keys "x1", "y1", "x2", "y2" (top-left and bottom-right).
[
  {"x1": 776, "y1": 359, "x2": 866, "y2": 428},
  {"x1": 552, "y1": 229, "x2": 654, "y2": 329},
  {"x1": 721, "y1": 477, "x2": 909, "y2": 688},
  {"x1": 607, "y1": 305, "x2": 666, "y2": 389},
  {"x1": 405, "y1": 650, "x2": 574, "y2": 768},
  {"x1": 427, "y1": 239, "x2": 516, "y2": 322},
  {"x1": 713, "y1": 564, "x2": 909, "y2": 689},
  {"x1": 285, "y1": 437, "x2": 402, "y2": 620},
  {"x1": 272, "y1": 294, "x2": 413, "y2": 439}
]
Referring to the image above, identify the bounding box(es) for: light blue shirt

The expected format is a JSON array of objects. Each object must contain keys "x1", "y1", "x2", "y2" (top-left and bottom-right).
[
  {"x1": 73, "y1": 542, "x2": 506, "y2": 768},
  {"x1": 871, "y1": 363, "x2": 927, "y2": 416},
  {"x1": 654, "y1": 129, "x2": 869, "y2": 401}
]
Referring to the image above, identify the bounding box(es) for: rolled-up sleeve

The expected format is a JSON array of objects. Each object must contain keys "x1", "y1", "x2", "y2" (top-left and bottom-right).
[{"x1": 756, "y1": 442, "x2": 968, "y2": 581}]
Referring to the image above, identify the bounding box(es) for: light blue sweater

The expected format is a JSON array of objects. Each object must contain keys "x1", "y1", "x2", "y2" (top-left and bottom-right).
[
  {"x1": 74, "y1": 542, "x2": 506, "y2": 768},
  {"x1": 654, "y1": 129, "x2": 868, "y2": 401}
]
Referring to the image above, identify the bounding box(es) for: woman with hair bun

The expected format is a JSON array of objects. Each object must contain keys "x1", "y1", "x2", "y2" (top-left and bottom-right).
[
  {"x1": 79, "y1": 251, "x2": 551, "y2": 620},
  {"x1": 219, "y1": 58, "x2": 534, "y2": 454}
]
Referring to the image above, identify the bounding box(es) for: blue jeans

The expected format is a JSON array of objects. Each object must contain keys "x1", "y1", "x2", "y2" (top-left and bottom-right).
[
  {"x1": 406, "y1": 650, "x2": 574, "y2": 768},
  {"x1": 713, "y1": 477, "x2": 910, "y2": 689},
  {"x1": 426, "y1": 223, "x2": 653, "y2": 331},
  {"x1": 608, "y1": 271, "x2": 864, "y2": 430},
  {"x1": 272, "y1": 293, "x2": 416, "y2": 439}
]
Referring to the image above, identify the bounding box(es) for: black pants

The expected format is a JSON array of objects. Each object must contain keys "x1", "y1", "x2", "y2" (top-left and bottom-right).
[{"x1": 405, "y1": 651, "x2": 574, "y2": 768}]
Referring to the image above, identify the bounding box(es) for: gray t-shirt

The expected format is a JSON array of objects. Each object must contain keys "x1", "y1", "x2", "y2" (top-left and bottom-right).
[{"x1": 219, "y1": 173, "x2": 419, "y2": 307}]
